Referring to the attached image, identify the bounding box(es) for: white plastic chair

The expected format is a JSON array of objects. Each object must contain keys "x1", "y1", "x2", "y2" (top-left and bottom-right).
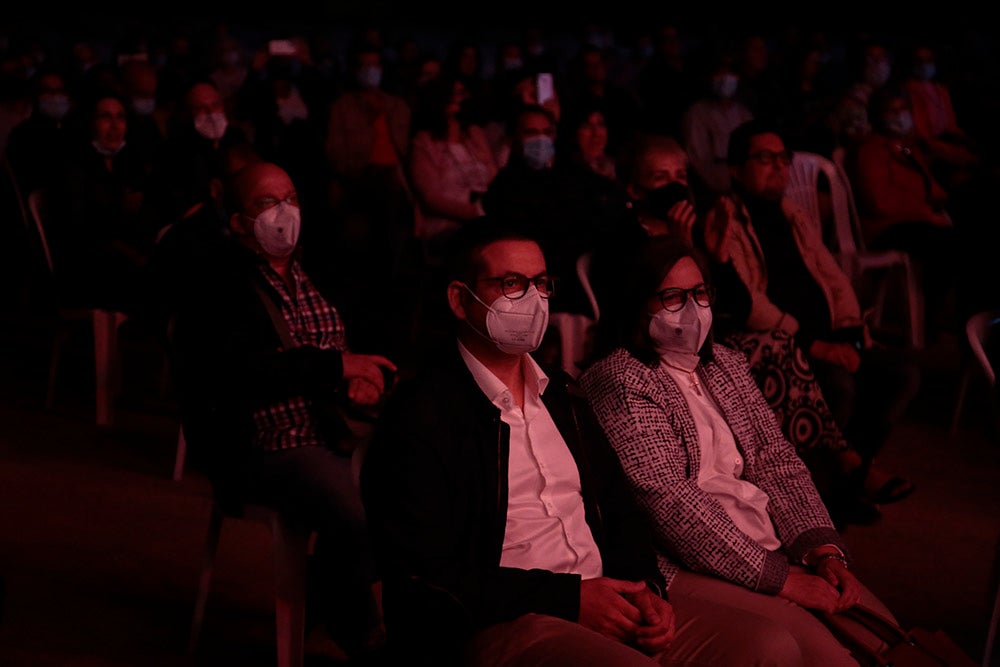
[
  {"x1": 785, "y1": 151, "x2": 924, "y2": 349},
  {"x1": 547, "y1": 252, "x2": 599, "y2": 378},
  {"x1": 188, "y1": 498, "x2": 312, "y2": 667},
  {"x1": 577, "y1": 251, "x2": 600, "y2": 322},
  {"x1": 950, "y1": 309, "x2": 999, "y2": 435},
  {"x1": 27, "y1": 189, "x2": 129, "y2": 427}
]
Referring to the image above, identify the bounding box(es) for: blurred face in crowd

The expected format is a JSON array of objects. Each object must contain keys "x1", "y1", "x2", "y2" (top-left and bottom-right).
[
  {"x1": 92, "y1": 96, "x2": 127, "y2": 154},
  {"x1": 633, "y1": 141, "x2": 689, "y2": 195},
  {"x1": 731, "y1": 132, "x2": 791, "y2": 202},
  {"x1": 186, "y1": 82, "x2": 225, "y2": 117},
  {"x1": 575, "y1": 110, "x2": 608, "y2": 161}
]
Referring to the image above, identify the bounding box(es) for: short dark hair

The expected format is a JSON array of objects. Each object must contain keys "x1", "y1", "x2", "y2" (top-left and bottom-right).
[
  {"x1": 592, "y1": 234, "x2": 714, "y2": 367},
  {"x1": 726, "y1": 119, "x2": 787, "y2": 166},
  {"x1": 443, "y1": 215, "x2": 542, "y2": 287}
]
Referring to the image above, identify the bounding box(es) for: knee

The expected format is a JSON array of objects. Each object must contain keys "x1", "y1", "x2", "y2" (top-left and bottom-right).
[{"x1": 737, "y1": 621, "x2": 805, "y2": 667}]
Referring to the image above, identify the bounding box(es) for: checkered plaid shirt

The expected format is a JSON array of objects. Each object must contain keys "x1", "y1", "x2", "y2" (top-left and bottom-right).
[{"x1": 252, "y1": 260, "x2": 348, "y2": 452}]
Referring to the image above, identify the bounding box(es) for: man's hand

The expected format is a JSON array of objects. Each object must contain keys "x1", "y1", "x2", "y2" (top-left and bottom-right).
[
  {"x1": 703, "y1": 201, "x2": 734, "y2": 263},
  {"x1": 814, "y1": 559, "x2": 863, "y2": 612},
  {"x1": 809, "y1": 340, "x2": 861, "y2": 373},
  {"x1": 778, "y1": 571, "x2": 843, "y2": 613},
  {"x1": 623, "y1": 585, "x2": 676, "y2": 655},
  {"x1": 578, "y1": 578, "x2": 647, "y2": 643},
  {"x1": 666, "y1": 200, "x2": 697, "y2": 245},
  {"x1": 341, "y1": 353, "x2": 397, "y2": 403}
]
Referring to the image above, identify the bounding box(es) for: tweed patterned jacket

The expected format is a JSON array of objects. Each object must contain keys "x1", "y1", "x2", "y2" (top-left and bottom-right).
[{"x1": 580, "y1": 344, "x2": 846, "y2": 595}]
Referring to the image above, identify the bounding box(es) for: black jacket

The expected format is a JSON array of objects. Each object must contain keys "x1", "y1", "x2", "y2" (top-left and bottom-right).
[
  {"x1": 360, "y1": 343, "x2": 665, "y2": 664},
  {"x1": 170, "y1": 240, "x2": 347, "y2": 509}
]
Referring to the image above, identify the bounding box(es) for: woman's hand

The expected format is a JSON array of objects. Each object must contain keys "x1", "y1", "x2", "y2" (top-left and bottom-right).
[{"x1": 778, "y1": 572, "x2": 842, "y2": 613}]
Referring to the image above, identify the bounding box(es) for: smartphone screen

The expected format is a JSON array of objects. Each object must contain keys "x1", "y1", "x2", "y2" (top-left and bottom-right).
[{"x1": 536, "y1": 73, "x2": 554, "y2": 105}]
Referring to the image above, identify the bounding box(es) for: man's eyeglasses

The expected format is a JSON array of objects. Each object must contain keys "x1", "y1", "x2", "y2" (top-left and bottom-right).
[
  {"x1": 476, "y1": 273, "x2": 556, "y2": 299},
  {"x1": 254, "y1": 194, "x2": 300, "y2": 210},
  {"x1": 747, "y1": 150, "x2": 793, "y2": 167},
  {"x1": 656, "y1": 283, "x2": 715, "y2": 312}
]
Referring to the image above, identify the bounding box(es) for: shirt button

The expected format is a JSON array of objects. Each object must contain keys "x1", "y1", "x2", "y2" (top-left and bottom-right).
[{"x1": 734, "y1": 458, "x2": 742, "y2": 466}]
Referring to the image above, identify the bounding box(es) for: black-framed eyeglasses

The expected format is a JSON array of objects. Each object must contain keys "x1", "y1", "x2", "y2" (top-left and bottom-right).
[
  {"x1": 656, "y1": 283, "x2": 715, "y2": 312},
  {"x1": 747, "y1": 150, "x2": 793, "y2": 167},
  {"x1": 475, "y1": 273, "x2": 556, "y2": 299}
]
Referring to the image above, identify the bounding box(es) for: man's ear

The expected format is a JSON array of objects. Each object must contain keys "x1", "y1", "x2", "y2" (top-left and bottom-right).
[
  {"x1": 228, "y1": 210, "x2": 244, "y2": 236},
  {"x1": 447, "y1": 280, "x2": 469, "y2": 320}
]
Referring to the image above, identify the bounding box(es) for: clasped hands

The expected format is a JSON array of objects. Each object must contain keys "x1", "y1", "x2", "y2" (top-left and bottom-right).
[
  {"x1": 342, "y1": 352, "x2": 397, "y2": 407},
  {"x1": 780, "y1": 560, "x2": 863, "y2": 614},
  {"x1": 578, "y1": 577, "x2": 676, "y2": 656}
]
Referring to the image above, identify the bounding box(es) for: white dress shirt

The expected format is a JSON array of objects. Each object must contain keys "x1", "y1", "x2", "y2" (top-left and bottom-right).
[
  {"x1": 459, "y1": 341, "x2": 604, "y2": 579},
  {"x1": 659, "y1": 355, "x2": 782, "y2": 550}
]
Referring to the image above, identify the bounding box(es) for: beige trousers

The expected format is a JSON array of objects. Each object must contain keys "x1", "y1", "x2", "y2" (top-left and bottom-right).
[{"x1": 464, "y1": 568, "x2": 893, "y2": 667}]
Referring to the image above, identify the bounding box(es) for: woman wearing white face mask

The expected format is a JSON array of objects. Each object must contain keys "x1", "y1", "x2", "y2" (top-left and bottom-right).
[{"x1": 580, "y1": 234, "x2": 898, "y2": 666}]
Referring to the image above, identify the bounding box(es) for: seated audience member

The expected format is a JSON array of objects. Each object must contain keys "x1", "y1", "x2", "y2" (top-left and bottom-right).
[
  {"x1": 361, "y1": 215, "x2": 813, "y2": 666},
  {"x1": 580, "y1": 233, "x2": 898, "y2": 666},
  {"x1": 558, "y1": 99, "x2": 621, "y2": 184},
  {"x1": 170, "y1": 160, "x2": 397, "y2": 660},
  {"x1": 900, "y1": 41, "x2": 980, "y2": 193},
  {"x1": 482, "y1": 65, "x2": 563, "y2": 168},
  {"x1": 482, "y1": 103, "x2": 614, "y2": 318},
  {"x1": 47, "y1": 90, "x2": 154, "y2": 316},
  {"x1": 323, "y1": 39, "x2": 413, "y2": 356},
  {"x1": 703, "y1": 119, "x2": 921, "y2": 512},
  {"x1": 5, "y1": 66, "x2": 75, "y2": 195},
  {"x1": 845, "y1": 84, "x2": 959, "y2": 341},
  {"x1": 139, "y1": 141, "x2": 262, "y2": 339},
  {"x1": 637, "y1": 23, "x2": 700, "y2": 139},
  {"x1": 596, "y1": 132, "x2": 882, "y2": 526},
  {"x1": 679, "y1": 51, "x2": 754, "y2": 204},
  {"x1": 561, "y1": 43, "x2": 643, "y2": 158},
  {"x1": 238, "y1": 35, "x2": 334, "y2": 245},
  {"x1": 118, "y1": 58, "x2": 168, "y2": 168},
  {"x1": 408, "y1": 73, "x2": 499, "y2": 263},
  {"x1": 144, "y1": 78, "x2": 252, "y2": 240}
]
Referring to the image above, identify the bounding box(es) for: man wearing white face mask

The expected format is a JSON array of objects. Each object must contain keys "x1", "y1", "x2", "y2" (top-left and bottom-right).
[
  {"x1": 362, "y1": 216, "x2": 684, "y2": 666},
  {"x1": 171, "y1": 160, "x2": 398, "y2": 660},
  {"x1": 482, "y1": 104, "x2": 616, "y2": 318},
  {"x1": 581, "y1": 234, "x2": 898, "y2": 666},
  {"x1": 144, "y1": 78, "x2": 252, "y2": 239},
  {"x1": 6, "y1": 67, "x2": 75, "y2": 195},
  {"x1": 323, "y1": 40, "x2": 413, "y2": 358}
]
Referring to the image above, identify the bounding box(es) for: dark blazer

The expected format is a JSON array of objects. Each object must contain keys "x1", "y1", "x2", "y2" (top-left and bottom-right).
[
  {"x1": 170, "y1": 240, "x2": 346, "y2": 508},
  {"x1": 360, "y1": 343, "x2": 665, "y2": 664}
]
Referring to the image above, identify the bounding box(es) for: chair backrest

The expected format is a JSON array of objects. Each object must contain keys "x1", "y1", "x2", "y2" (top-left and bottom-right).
[
  {"x1": 27, "y1": 189, "x2": 55, "y2": 276},
  {"x1": 2, "y1": 157, "x2": 30, "y2": 235},
  {"x1": 787, "y1": 151, "x2": 865, "y2": 275},
  {"x1": 967, "y1": 310, "x2": 999, "y2": 387}
]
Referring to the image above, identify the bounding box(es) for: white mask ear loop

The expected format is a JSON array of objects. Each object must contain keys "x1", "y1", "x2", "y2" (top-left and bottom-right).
[{"x1": 461, "y1": 283, "x2": 549, "y2": 355}]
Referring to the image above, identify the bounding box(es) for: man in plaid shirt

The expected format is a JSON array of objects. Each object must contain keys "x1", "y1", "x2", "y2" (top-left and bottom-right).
[{"x1": 172, "y1": 160, "x2": 396, "y2": 659}]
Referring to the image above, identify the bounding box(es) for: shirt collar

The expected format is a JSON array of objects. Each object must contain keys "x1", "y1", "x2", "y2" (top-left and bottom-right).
[{"x1": 457, "y1": 340, "x2": 549, "y2": 407}]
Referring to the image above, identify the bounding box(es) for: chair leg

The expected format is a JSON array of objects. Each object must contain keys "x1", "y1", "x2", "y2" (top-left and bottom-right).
[
  {"x1": 92, "y1": 310, "x2": 122, "y2": 427},
  {"x1": 902, "y1": 262, "x2": 924, "y2": 350},
  {"x1": 270, "y1": 514, "x2": 309, "y2": 667},
  {"x1": 172, "y1": 426, "x2": 186, "y2": 482},
  {"x1": 188, "y1": 502, "x2": 225, "y2": 654},
  {"x1": 45, "y1": 330, "x2": 67, "y2": 411},
  {"x1": 983, "y1": 543, "x2": 1000, "y2": 667},
  {"x1": 951, "y1": 366, "x2": 972, "y2": 436}
]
